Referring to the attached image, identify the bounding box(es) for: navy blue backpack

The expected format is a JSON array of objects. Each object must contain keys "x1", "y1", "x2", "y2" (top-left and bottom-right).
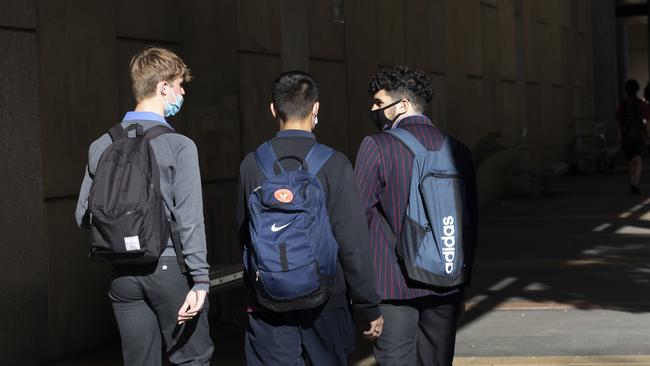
[
  {"x1": 245, "y1": 141, "x2": 339, "y2": 311},
  {"x1": 384, "y1": 128, "x2": 470, "y2": 288}
]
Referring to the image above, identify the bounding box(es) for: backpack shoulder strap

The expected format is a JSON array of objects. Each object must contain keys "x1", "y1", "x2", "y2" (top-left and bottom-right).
[
  {"x1": 108, "y1": 124, "x2": 124, "y2": 142},
  {"x1": 254, "y1": 141, "x2": 279, "y2": 179},
  {"x1": 144, "y1": 125, "x2": 176, "y2": 140},
  {"x1": 384, "y1": 128, "x2": 428, "y2": 156},
  {"x1": 305, "y1": 143, "x2": 335, "y2": 175},
  {"x1": 438, "y1": 136, "x2": 456, "y2": 160}
]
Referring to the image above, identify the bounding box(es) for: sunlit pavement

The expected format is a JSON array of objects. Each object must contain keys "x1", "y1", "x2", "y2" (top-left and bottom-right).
[
  {"x1": 52, "y1": 159, "x2": 650, "y2": 365},
  {"x1": 449, "y1": 160, "x2": 650, "y2": 365}
]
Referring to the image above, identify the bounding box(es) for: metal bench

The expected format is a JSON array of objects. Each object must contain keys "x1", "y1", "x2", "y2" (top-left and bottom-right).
[
  {"x1": 209, "y1": 263, "x2": 244, "y2": 293},
  {"x1": 513, "y1": 162, "x2": 569, "y2": 196},
  {"x1": 568, "y1": 120, "x2": 616, "y2": 173}
]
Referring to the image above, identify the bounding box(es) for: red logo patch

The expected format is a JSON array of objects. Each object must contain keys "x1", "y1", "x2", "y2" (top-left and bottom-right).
[{"x1": 274, "y1": 189, "x2": 294, "y2": 203}]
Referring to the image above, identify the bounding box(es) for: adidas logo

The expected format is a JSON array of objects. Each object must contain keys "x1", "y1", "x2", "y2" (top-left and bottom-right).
[{"x1": 441, "y1": 216, "x2": 455, "y2": 274}]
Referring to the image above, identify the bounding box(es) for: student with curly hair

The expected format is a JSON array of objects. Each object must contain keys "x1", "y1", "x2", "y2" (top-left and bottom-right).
[{"x1": 354, "y1": 65, "x2": 479, "y2": 365}]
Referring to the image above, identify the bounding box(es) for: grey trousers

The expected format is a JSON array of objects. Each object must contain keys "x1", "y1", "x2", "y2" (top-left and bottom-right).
[
  {"x1": 374, "y1": 293, "x2": 462, "y2": 366},
  {"x1": 109, "y1": 256, "x2": 213, "y2": 366}
]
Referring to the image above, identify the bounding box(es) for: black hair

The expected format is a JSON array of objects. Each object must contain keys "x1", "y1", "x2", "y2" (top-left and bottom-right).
[
  {"x1": 368, "y1": 65, "x2": 433, "y2": 113},
  {"x1": 625, "y1": 79, "x2": 640, "y2": 96},
  {"x1": 271, "y1": 71, "x2": 319, "y2": 121}
]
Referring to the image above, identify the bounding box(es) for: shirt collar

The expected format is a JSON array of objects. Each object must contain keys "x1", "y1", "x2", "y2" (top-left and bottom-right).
[
  {"x1": 393, "y1": 114, "x2": 433, "y2": 128},
  {"x1": 275, "y1": 129, "x2": 316, "y2": 139},
  {"x1": 122, "y1": 111, "x2": 171, "y2": 128}
]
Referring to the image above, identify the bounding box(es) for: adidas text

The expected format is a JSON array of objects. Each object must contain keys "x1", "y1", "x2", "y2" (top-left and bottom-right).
[{"x1": 441, "y1": 216, "x2": 455, "y2": 274}]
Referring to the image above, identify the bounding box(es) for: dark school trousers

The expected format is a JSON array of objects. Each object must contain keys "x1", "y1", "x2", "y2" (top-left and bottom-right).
[
  {"x1": 374, "y1": 293, "x2": 462, "y2": 366},
  {"x1": 245, "y1": 305, "x2": 356, "y2": 366},
  {"x1": 109, "y1": 256, "x2": 214, "y2": 366}
]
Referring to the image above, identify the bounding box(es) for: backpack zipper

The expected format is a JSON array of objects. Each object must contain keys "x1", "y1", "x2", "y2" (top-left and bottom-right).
[{"x1": 423, "y1": 172, "x2": 461, "y2": 179}]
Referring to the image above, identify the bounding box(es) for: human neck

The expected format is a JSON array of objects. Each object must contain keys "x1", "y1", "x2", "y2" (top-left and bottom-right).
[
  {"x1": 279, "y1": 118, "x2": 312, "y2": 132},
  {"x1": 134, "y1": 97, "x2": 164, "y2": 116}
]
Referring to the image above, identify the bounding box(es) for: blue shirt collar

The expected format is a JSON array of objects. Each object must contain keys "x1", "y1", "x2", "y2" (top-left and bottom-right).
[
  {"x1": 275, "y1": 129, "x2": 315, "y2": 139},
  {"x1": 122, "y1": 111, "x2": 171, "y2": 128}
]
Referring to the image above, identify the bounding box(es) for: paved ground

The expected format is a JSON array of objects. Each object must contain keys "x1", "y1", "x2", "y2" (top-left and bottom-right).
[
  {"x1": 51, "y1": 159, "x2": 650, "y2": 365},
  {"x1": 453, "y1": 163, "x2": 650, "y2": 362}
]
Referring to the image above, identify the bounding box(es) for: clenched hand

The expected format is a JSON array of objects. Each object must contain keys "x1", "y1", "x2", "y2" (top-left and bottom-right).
[{"x1": 363, "y1": 315, "x2": 384, "y2": 340}]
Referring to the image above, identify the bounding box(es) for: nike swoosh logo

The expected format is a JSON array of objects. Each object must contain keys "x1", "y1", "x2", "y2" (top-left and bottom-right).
[{"x1": 271, "y1": 222, "x2": 292, "y2": 232}]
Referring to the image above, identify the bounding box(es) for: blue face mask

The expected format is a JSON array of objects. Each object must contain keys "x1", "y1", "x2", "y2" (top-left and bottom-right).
[{"x1": 163, "y1": 88, "x2": 183, "y2": 117}]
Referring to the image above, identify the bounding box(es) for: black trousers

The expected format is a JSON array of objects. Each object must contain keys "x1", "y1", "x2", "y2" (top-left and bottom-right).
[
  {"x1": 374, "y1": 293, "x2": 462, "y2": 366},
  {"x1": 245, "y1": 306, "x2": 356, "y2": 366},
  {"x1": 109, "y1": 256, "x2": 214, "y2": 366}
]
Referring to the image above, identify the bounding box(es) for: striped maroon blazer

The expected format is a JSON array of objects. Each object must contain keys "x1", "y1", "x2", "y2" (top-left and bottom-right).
[{"x1": 354, "y1": 114, "x2": 476, "y2": 300}]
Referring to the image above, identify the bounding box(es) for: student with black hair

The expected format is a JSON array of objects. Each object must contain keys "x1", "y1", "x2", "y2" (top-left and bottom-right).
[
  {"x1": 236, "y1": 71, "x2": 383, "y2": 365},
  {"x1": 617, "y1": 79, "x2": 650, "y2": 194},
  {"x1": 354, "y1": 65, "x2": 478, "y2": 365}
]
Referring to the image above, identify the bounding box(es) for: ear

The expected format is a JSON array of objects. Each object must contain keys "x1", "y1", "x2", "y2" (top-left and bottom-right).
[
  {"x1": 312, "y1": 101, "x2": 320, "y2": 116},
  {"x1": 157, "y1": 81, "x2": 167, "y2": 95},
  {"x1": 398, "y1": 99, "x2": 409, "y2": 114},
  {"x1": 270, "y1": 102, "x2": 277, "y2": 119}
]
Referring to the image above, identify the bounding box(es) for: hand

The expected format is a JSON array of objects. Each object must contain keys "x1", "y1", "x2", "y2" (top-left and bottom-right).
[
  {"x1": 177, "y1": 290, "x2": 206, "y2": 324},
  {"x1": 363, "y1": 315, "x2": 384, "y2": 340}
]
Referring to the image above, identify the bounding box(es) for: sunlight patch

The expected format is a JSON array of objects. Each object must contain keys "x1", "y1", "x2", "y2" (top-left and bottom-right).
[
  {"x1": 592, "y1": 223, "x2": 611, "y2": 232},
  {"x1": 616, "y1": 226, "x2": 650, "y2": 235},
  {"x1": 488, "y1": 277, "x2": 518, "y2": 292}
]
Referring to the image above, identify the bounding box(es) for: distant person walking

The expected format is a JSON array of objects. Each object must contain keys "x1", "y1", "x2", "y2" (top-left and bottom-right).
[{"x1": 617, "y1": 79, "x2": 650, "y2": 195}]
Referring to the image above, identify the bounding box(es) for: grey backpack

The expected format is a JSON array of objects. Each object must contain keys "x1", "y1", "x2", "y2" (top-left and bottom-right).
[{"x1": 385, "y1": 128, "x2": 470, "y2": 288}]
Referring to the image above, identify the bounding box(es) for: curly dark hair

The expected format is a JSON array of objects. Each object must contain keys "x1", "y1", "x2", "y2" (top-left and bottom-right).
[{"x1": 368, "y1": 65, "x2": 433, "y2": 113}]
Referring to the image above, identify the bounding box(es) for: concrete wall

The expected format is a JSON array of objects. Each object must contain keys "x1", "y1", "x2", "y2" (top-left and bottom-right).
[
  {"x1": 0, "y1": 1, "x2": 48, "y2": 363},
  {"x1": 627, "y1": 23, "x2": 648, "y2": 88},
  {"x1": 0, "y1": 0, "x2": 601, "y2": 363},
  {"x1": 592, "y1": 0, "x2": 619, "y2": 146}
]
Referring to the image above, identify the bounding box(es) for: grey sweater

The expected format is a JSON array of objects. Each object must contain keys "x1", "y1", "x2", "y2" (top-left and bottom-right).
[{"x1": 75, "y1": 119, "x2": 210, "y2": 292}]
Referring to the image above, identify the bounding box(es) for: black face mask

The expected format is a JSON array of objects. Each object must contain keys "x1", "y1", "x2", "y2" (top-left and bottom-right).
[{"x1": 370, "y1": 100, "x2": 402, "y2": 131}]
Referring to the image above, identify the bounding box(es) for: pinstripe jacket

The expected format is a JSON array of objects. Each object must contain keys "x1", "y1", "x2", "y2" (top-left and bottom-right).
[{"x1": 354, "y1": 114, "x2": 478, "y2": 300}]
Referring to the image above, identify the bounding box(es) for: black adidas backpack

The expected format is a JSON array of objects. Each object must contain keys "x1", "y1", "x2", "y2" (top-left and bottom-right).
[{"x1": 87, "y1": 123, "x2": 175, "y2": 266}]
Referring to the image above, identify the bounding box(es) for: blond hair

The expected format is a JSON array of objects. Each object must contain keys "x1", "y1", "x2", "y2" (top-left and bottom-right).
[{"x1": 129, "y1": 47, "x2": 192, "y2": 102}]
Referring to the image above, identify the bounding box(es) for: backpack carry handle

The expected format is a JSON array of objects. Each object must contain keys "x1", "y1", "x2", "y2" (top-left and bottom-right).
[
  {"x1": 274, "y1": 155, "x2": 308, "y2": 175},
  {"x1": 255, "y1": 141, "x2": 333, "y2": 179},
  {"x1": 108, "y1": 123, "x2": 174, "y2": 142},
  {"x1": 125, "y1": 123, "x2": 145, "y2": 136}
]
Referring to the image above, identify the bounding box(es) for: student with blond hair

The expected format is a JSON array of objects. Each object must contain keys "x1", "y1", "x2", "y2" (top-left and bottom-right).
[{"x1": 75, "y1": 47, "x2": 213, "y2": 365}]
